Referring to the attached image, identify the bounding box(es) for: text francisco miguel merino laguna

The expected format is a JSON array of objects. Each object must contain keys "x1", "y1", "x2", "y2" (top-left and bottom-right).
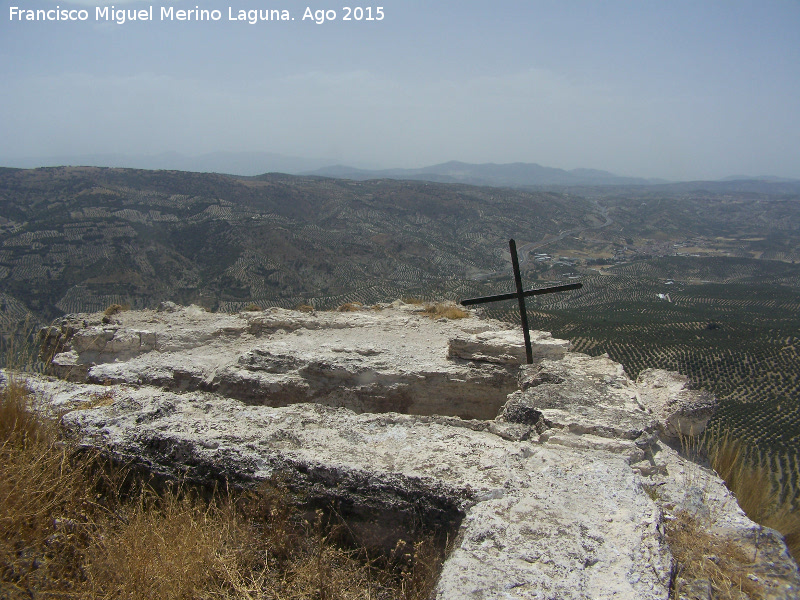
[{"x1": 9, "y1": 5, "x2": 385, "y2": 24}]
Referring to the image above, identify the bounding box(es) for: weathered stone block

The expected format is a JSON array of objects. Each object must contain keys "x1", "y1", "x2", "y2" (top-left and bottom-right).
[
  {"x1": 448, "y1": 329, "x2": 569, "y2": 364},
  {"x1": 636, "y1": 368, "x2": 717, "y2": 439}
]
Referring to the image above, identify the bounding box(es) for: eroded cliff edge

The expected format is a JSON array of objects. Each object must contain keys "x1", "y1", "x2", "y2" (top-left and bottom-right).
[{"x1": 19, "y1": 302, "x2": 800, "y2": 599}]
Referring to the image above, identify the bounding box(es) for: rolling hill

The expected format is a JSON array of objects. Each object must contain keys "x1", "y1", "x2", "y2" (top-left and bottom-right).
[{"x1": 1, "y1": 166, "x2": 800, "y2": 489}]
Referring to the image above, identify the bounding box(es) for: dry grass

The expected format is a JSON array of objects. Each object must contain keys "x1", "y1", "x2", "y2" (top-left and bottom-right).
[
  {"x1": 705, "y1": 433, "x2": 776, "y2": 520},
  {"x1": 664, "y1": 429, "x2": 800, "y2": 597},
  {"x1": 1, "y1": 314, "x2": 39, "y2": 371},
  {"x1": 421, "y1": 303, "x2": 469, "y2": 320},
  {"x1": 296, "y1": 304, "x2": 316, "y2": 313},
  {"x1": 103, "y1": 304, "x2": 126, "y2": 317},
  {"x1": 336, "y1": 302, "x2": 363, "y2": 312},
  {"x1": 102, "y1": 303, "x2": 129, "y2": 324},
  {"x1": 665, "y1": 510, "x2": 764, "y2": 599},
  {"x1": 702, "y1": 431, "x2": 800, "y2": 561},
  {"x1": 0, "y1": 379, "x2": 100, "y2": 597},
  {"x1": 0, "y1": 381, "x2": 445, "y2": 599},
  {"x1": 674, "y1": 429, "x2": 800, "y2": 566},
  {"x1": 244, "y1": 303, "x2": 263, "y2": 312},
  {"x1": 72, "y1": 388, "x2": 117, "y2": 411}
]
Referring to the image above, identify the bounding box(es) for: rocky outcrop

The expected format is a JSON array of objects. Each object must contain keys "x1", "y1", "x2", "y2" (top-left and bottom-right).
[
  {"x1": 24, "y1": 303, "x2": 799, "y2": 599},
  {"x1": 637, "y1": 368, "x2": 718, "y2": 440},
  {"x1": 42, "y1": 303, "x2": 527, "y2": 420},
  {"x1": 447, "y1": 329, "x2": 570, "y2": 364},
  {"x1": 503, "y1": 355, "x2": 654, "y2": 440}
]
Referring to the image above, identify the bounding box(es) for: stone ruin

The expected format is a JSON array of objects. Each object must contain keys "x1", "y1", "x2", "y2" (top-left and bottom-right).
[{"x1": 20, "y1": 301, "x2": 800, "y2": 599}]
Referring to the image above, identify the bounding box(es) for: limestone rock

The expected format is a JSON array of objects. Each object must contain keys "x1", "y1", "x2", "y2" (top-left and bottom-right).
[
  {"x1": 25, "y1": 304, "x2": 799, "y2": 599},
  {"x1": 29, "y1": 378, "x2": 673, "y2": 599},
  {"x1": 636, "y1": 368, "x2": 717, "y2": 439},
  {"x1": 501, "y1": 354, "x2": 656, "y2": 441},
  {"x1": 447, "y1": 329, "x2": 569, "y2": 364},
  {"x1": 44, "y1": 305, "x2": 522, "y2": 420},
  {"x1": 156, "y1": 300, "x2": 180, "y2": 312}
]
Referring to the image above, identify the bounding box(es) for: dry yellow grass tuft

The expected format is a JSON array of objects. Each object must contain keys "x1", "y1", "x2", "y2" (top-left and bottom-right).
[
  {"x1": 4, "y1": 314, "x2": 40, "y2": 370},
  {"x1": 665, "y1": 510, "x2": 765, "y2": 599},
  {"x1": 422, "y1": 303, "x2": 469, "y2": 320},
  {"x1": 296, "y1": 303, "x2": 316, "y2": 313},
  {"x1": 677, "y1": 428, "x2": 800, "y2": 569},
  {"x1": 72, "y1": 388, "x2": 116, "y2": 411},
  {"x1": 336, "y1": 302, "x2": 363, "y2": 312},
  {"x1": 703, "y1": 430, "x2": 800, "y2": 561},
  {"x1": 103, "y1": 303, "x2": 127, "y2": 317},
  {"x1": 0, "y1": 379, "x2": 100, "y2": 597},
  {"x1": 244, "y1": 303, "x2": 263, "y2": 312},
  {"x1": 0, "y1": 381, "x2": 444, "y2": 599}
]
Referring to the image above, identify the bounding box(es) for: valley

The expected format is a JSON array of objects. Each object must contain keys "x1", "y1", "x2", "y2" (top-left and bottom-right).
[{"x1": 1, "y1": 166, "x2": 799, "y2": 497}]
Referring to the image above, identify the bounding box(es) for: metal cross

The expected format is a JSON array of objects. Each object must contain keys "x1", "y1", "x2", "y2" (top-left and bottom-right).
[{"x1": 460, "y1": 239, "x2": 582, "y2": 364}]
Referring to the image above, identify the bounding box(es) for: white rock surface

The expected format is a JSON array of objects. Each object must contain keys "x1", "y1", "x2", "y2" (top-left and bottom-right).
[
  {"x1": 447, "y1": 329, "x2": 570, "y2": 364},
  {"x1": 637, "y1": 368, "x2": 718, "y2": 440},
  {"x1": 25, "y1": 304, "x2": 799, "y2": 599},
  {"x1": 43, "y1": 304, "x2": 524, "y2": 419}
]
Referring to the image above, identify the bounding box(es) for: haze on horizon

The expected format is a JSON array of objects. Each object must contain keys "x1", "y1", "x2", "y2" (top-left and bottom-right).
[{"x1": 1, "y1": 0, "x2": 799, "y2": 182}]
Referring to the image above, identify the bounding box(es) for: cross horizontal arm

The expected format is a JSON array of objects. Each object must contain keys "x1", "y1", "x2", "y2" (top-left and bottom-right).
[{"x1": 460, "y1": 282, "x2": 583, "y2": 306}]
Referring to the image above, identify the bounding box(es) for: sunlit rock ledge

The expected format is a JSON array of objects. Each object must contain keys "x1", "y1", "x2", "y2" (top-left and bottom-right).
[{"x1": 17, "y1": 301, "x2": 800, "y2": 599}]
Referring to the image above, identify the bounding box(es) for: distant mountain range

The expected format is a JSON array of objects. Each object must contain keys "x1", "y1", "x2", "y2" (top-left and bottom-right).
[
  {"x1": 302, "y1": 161, "x2": 670, "y2": 187},
  {"x1": 0, "y1": 152, "x2": 335, "y2": 178},
  {"x1": 0, "y1": 167, "x2": 602, "y2": 328},
  {"x1": 719, "y1": 175, "x2": 800, "y2": 183},
  {"x1": 3, "y1": 153, "x2": 797, "y2": 188},
  {"x1": 0, "y1": 165, "x2": 798, "y2": 336}
]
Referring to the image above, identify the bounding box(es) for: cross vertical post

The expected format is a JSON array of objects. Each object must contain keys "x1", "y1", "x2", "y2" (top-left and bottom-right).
[
  {"x1": 509, "y1": 239, "x2": 534, "y2": 364},
  {"x1": 460, "y1": 239, "x2": 583, "y2": 365}
]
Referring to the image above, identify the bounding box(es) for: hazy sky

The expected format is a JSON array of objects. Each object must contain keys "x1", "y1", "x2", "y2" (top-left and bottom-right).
[{"x1": 2, "y1": 0, "x2": 799, "y2": 180}]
